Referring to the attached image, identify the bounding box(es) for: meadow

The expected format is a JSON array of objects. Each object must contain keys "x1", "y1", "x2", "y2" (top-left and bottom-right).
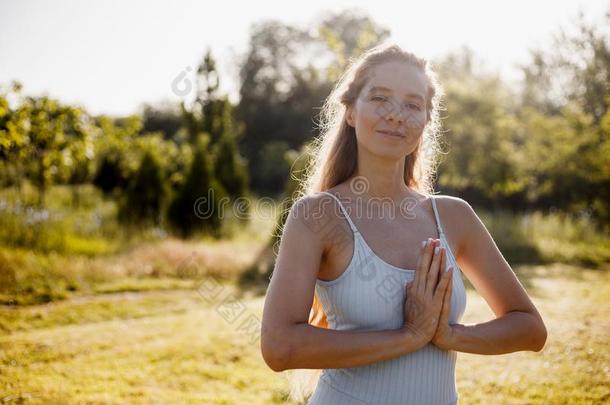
[{"x1": 1, "y1": 185, "x2": 609, "y2": 404}]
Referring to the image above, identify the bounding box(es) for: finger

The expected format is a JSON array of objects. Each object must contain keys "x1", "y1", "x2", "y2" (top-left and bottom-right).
[
  {"x1": 425, "y1": 246, "x2": 444, "y2": 297},
  {"x1": 439, "y1": 268, "x2": 453, "y2": 322},
  {"x1": 415, "y1": 238, "x2": 433, "y2": 298},
  {"x1": 410, "y1": 241, "x2": 423, "y2": 295},
  {"x1": 405, "y1": 280, "x2": 413, "y2": 295},
  {"x1": 413, "y1": 239, "x2": 427, "y2": 283},
  {"x1": 424, "y1": 241, "x2": 442, "y2": 297},
  {"x1": 434, "y1": 244, "x2": 447, "y2": 290},
  {"x1": 433, "y1": 266, "x2": 452, "y2": 302},
  {"x1": 414, "y1": 238, "x2": 432, "y2": 296}
]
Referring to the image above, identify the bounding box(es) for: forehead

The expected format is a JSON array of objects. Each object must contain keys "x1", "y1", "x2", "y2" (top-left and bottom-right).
[{"x1": 363, "y1": 62, "x2": 428, "y2": 100}]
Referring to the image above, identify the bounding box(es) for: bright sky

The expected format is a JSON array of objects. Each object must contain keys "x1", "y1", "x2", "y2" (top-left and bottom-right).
[{"x1": 0, "y1": 0, "x2": 606, "y2": 116}]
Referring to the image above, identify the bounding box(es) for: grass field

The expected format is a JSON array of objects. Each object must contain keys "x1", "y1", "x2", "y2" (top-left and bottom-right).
[
  {"x1": 1, "y1": 262, "x2": 609, "y2": 404},
  {"x1": 1, "y1": 186, "x2": 609, "y2": 403}
]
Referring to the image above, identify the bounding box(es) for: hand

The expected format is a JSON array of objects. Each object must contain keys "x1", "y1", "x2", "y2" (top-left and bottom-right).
[
  {"x1": 431, "y1": 267, "x2": 457, "y2": 350},
  {"x1": 402, "y1": 238, "x2": 452, "y2": 347}
]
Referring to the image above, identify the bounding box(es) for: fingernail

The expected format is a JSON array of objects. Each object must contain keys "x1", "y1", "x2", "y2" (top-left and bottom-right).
[
  {"x1": 421, "y1": 240, "x2": 426, "y2": 248},
  {"x1": 434, "y1": 246, "x2": 440, "y2": 255}
]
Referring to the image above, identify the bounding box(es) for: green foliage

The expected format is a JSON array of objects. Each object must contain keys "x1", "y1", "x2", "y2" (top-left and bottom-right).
[
  {"x1": 93, "y1": 151, "x2": 129, "y2": 193},
  {"x1": 141, "y1": 102, "x2": 183, "y2": 141},
  {"x1": 1, "y1": 7, "x2": 608, "y2": 246},
  {"x1": 92, "y1": 115, "x2": 143, "y2": 194},
  {"x1": 213, "y1": 133, "x2": 249, "y2": 200},
  {"x1": 119, "y1": 150, "x2": 168, "y2": 227},
  {"x1": 167, "y1": 136, "x2": 227, "y2": 238},
  {"x1": 0, "y1": 84, "x2": 93, "y2": 205},
  {"x1": 318, "y1": 9, "x2": 391, "y2": 80},
  {"x1": 437, "y1": 50, "x2": 527, "y2": 205},
  {"x1": 256, "y1": 141, "x2": 294, "y2": 195},
  {"x1": 435, "y1": 18, "x2": 610, "y2": 226},
  {"x1": 0, "y1": 184, "x2": 123, "y2": 256},
  {"x1": 181, "y1": 49, "x2": 251, "y2": 203}
]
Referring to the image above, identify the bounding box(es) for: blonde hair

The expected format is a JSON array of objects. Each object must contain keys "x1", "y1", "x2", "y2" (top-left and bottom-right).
[{"x1": 283, "y1": 41, "x2": 444, "y2": 403}]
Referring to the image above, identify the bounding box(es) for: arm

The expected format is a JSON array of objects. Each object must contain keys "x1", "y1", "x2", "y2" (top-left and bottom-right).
[
  {"x1": 260, "y1": 195, "x2": 426, "y2": 372},
  {"x1": 433, "y1": 198, "x2": 547, "y2": 354}
]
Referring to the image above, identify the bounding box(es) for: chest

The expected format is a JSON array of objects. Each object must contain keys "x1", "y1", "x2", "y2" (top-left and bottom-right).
[{"x1": 320, "y1": 210, "x2": 444, "y2": 281}]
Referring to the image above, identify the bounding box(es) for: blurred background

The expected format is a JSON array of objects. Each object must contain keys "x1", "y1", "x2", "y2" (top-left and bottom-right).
[{"x1": 0, "y1": 0, "x2": 608, "y2": 403}]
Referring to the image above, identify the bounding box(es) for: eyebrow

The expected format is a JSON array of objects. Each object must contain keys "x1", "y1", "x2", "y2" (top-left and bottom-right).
[{"x1": 367, "y1": 86, "x2": 425, "y2": 103}]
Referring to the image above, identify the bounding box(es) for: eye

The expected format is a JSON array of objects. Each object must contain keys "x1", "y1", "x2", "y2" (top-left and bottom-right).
[
  {"x1": 406, "y1": 103, "x2": 422, "y2": 111},
  {"x1": 371, "y1": 95, "x2": 387, "y2": 102}
]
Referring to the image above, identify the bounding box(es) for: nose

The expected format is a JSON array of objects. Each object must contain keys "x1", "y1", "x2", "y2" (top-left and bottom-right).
[
  {"x1": 385, "y1": 107, "x2": 405, "y2": 124},
  {"x1": 385, "y1": 103, "x2": 405, "y2": 124}
]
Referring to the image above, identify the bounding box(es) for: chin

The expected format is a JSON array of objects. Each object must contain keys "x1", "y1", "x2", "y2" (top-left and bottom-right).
[{"x1": 371, "y1": 146, "x2": 408, "y2": 161}]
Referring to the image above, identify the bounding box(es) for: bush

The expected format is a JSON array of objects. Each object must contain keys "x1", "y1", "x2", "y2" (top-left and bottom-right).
[
  {"x1": 119, "y1": 151, "x2": 168, "y2": 226},
  {"x1": 167, "y1": 136, "x2": 227, "y2": 238}
]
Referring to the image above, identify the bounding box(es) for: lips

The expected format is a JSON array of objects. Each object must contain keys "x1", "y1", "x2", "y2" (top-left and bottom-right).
[{"x1": 376, "y1": 130, "x2": 405, "y2": 139}]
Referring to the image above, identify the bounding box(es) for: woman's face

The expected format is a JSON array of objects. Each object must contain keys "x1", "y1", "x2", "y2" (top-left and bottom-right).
[{"x1": 346, "y1": 61, "x2": 428, "y2": 160}]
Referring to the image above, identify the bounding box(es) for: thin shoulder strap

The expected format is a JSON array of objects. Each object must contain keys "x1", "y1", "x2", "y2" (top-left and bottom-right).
[
  {"x1": 430, "y1": 195, "x2": 446, "y2": 237},
  {"x1": 319, "y1": 191, "x2": 359, "y2": 234}
]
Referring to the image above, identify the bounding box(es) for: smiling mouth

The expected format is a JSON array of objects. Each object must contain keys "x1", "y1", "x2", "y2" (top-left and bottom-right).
[{"x1": 376, "y1": 130, "x2": 405, "y2": 139}]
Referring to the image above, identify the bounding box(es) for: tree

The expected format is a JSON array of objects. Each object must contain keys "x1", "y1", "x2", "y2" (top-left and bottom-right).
[
  {"x1": 520, "y1": 10, "x2": 610, "y2": 125},
  {"x1": 436, "y1": 47, "x2": 526, "y2": 208},
  {"x1": 167, "y1": 136, "x2": 227, "y2": 237},
  {"x1": 236, "y1": 10, "x2": 390, "y2": 194},
  {"x1": 141, "y1": 101, "x2": 183, "y2": 141},
  {"x1": 92, "y1": 115, "x2": 142, "y2": 194},
  {"x1": 0, "y1": 82, "x2": 29, "y2": 189},
  {"x1": 213, "y1": 131, "x2": 248, "y2": 200},
  {"x1": 317, "y1": 8, "x2": 391, "y2": 80},
  {"x1": 518, "y1": 9, "x2": 610, "y2": 223},
  {"x1": 197, "y1": 48, "x2": 221, "y2": 143},
  {"x1": 17, "y1": 95, "x2": 89, "y2": 206},
  {"x1": 119, "y1": 150, "x2": 167, "y2": 226}
]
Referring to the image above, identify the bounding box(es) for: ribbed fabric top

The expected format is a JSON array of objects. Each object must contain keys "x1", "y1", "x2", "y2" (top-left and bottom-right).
[{"x1": 308, "y1": 191, "x2": 467, "y2": 405}]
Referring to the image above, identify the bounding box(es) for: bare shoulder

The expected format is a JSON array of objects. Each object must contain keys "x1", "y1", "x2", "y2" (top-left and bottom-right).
[
  {"x1": 287, "y1": 192, "x2": 343, "y2": 229},
  {"x1": 284, "y1": 192, "x2": 347, "y2": 249},
  {"x1": 431, "y1": 195, "x2": 477, "y2": 255},
  {"x1": 433, "y1": 194, "x2": 474, "y2": 218}
]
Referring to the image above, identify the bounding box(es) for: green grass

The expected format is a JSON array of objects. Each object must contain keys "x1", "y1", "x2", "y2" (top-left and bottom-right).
[
  {"x1": 0, "y1": 183, "x2": 279, "y2": 305},
  {"x1": 1, "y1": 264, "x2": 608, "y2": 404},
  {"x1": 455, "y1": 264, "x2": 610, "y2": 404},
  {"x1": 1, "y1": 285, "x2": 285, "y2": 404},
  {"x1": 479, "y1": 209, "x2": 610, "y2": 268},
  {"x1": 0, "y1": 185, "x2": 609, "y2": 402}
]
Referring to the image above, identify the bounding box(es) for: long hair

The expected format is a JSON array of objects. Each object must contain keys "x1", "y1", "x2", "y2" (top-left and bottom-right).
[{"x1": 283, "y1": 41, "x2": 445, "y2": 403}]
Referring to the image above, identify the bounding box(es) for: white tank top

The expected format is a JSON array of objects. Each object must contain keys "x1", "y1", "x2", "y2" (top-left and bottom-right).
[{"x1": 308, "y1": 191, "x2": 468, "y2": 405}]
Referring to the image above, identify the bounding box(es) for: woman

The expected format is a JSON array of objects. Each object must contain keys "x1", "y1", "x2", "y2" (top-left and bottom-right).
[{"x1": 260, "y1": 42, "x2": 547, "y2": 405}]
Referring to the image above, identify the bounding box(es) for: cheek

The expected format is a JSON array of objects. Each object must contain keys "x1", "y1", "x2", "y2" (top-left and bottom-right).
[
  {"x1": 356, "y1": 103, "x2": 382, "y2": 129},
  {"x1": 404, "y1": 110, "x2": 428, "y2": 133}
]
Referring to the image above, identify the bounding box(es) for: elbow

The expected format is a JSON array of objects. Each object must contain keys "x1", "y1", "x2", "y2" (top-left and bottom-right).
[
  {"x1": 261, "y1": 332, "x2": 291, "y2": 372},
  {"x1": 262, "y1": 348, "x2": 288, "y2": 372},
  {"x1": 529, "y1": 316, "x2": 548, "y2": 352}
]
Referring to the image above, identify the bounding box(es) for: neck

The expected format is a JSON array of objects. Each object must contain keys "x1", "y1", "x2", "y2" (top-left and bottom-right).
[{"x1": 353, "y1": 149, "x2": 413, "y2": 202}]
